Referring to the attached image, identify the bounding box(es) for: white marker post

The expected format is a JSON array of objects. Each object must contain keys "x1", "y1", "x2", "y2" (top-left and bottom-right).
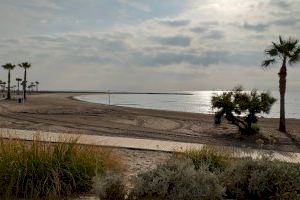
[{"x1": 108, "y1": 90, "x2": 111, "y2": 105}]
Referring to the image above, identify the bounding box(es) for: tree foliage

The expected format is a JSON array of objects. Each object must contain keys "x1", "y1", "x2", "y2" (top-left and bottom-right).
[
  {"x1": 211, "y1": 86, "x2": 276, "y2": 135},
  {"x1": 262, "y1": 36, "x2": 300, "y2": 68},
  {"x1": 261, "y1": 36, "x2": 300, "y2": 133}
]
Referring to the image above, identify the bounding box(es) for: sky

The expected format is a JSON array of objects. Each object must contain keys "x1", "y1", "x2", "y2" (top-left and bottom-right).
[{"x1": 0, "y1": 0, "x2": 299, "y2": 92}]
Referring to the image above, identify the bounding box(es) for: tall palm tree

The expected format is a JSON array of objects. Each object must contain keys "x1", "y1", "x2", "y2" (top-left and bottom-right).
[
  {"x1": 0, "y1": 80, "x2": 3, "y2": 95},
  {"x1": 1, "y1": 63, "x2": 16, "y2": 99},
  {"x1": 1, "y1": 81, "x2": 6, "y2": 94},
  {"x1": 262, "y1": 36, "x2": 300, "y2": 132},
  {"x1": 30, "y1": 82, "x2": 35, "y2": 94},
  {"x1": 11, "y1": 85, "x2": 16, "y2": 94},
  {"x1": 27, "y1": 85, "x2": 31, "y2": 95},
  {"x1": 16, "y1": 78, "x2": 22, "y2": 95},
  {"x1": 35, "y1": 81, "x2": 39, "y2": 92},
  {"x1": 18, "y1": 62, "x2": 31, "y2": 100}
]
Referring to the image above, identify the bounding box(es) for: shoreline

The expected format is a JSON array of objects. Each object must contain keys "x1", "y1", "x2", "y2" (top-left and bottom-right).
[
  {"x1": 73, "y1": 94, "x2": 300, "y2": 120},
  {"x1": 38, "y1": 90, "x2": 193, "y2": 95},
  {"x1": 0, "y1": 92, "x2": 299, "y2": 152}
]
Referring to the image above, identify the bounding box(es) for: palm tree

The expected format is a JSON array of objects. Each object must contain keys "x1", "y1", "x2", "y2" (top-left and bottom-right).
[
  {"x1": 16, "y1": 78, "x2": 22, "y2": 95},
  {"x1": 2, "y1": 82, "x2": 6, "y2": 98},
  {"x1": 1, "y1": 63, "x2": 16, "y2": 99},
  {"x1": 12, "y1": 85, "x2": 16, "y2": 94},
  {"x1": 30, "y1": 82, "x2": 35, "y2": 94},
  {"x1": 35, "y1": 81, "x2": 39, "y2": 92},
  {"x1": 27, "y1": 85, "x2": 31, "y2": 95},
  {"x1": 18, "y1": 62, "x2": 31, "y2": 100},
  {"x1": 0, "y1": 80, "x2": 3, "y2": 95},
  {"x1": 21, "y1": 80, "x2": 26, "y2": 95},
  {"x1": 262, "y1": 36, "x2": 300, "y2": 132},
  {"x1": 1, "y1": 81, "x2": 6, "y2": 94}
]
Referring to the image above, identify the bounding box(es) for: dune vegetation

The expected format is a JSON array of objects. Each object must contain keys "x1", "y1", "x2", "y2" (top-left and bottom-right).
[
  {"x1": 94, "y1": 147, "x2": 300, "y2": 200},
  {"x1": 0, "y1": 137, "x2": 123, "y2": 199}
]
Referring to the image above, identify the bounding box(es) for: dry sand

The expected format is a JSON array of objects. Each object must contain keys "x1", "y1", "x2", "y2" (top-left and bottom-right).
[
  {"x1": 1, "y1": 92, "x2": 299, "y2": 200},
  {"x1": 0, "y1": 92, "x2": 299, "y2": 153}
]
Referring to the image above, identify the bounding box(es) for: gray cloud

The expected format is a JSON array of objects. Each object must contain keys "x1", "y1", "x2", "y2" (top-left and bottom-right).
[
  {"x1": 271, "y1": 0, "x2": 291, "y2": 8},
  {"x1": 190, "y1": 21, "x2": 219, "y2": 33},
  {"x1": 190, "y1": 27, "x2": 207, "y2": 33},
  {"x1": 119, "y1": 0, "x2": 151, "y2": 12},
  {"x1": 203, "y1": 30, "x2": 224, "y2": 40},
  {"x1": 158, "y1": 19, "x2": 190, "y2": 27},
  {"x1": 130, "y1": 50, "x2": 262, "y2": 68},
  {"x1": 0, "y1": 0, "x2": 300, "y2": 91},
  {"x1": 243, "y1": 22, "x2": 270, "y2": 32},
  {"x1": 272, "y1": 18, "x2": 300, "y2": 26},
  {"x1": 151, "y1": 36, "x2": 191, "y2": 47}
]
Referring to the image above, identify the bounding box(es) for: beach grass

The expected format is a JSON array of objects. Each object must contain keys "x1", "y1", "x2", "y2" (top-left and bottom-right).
[
  {"x1": 184, "y1": 146, "x2": 232, "y2": 172},
  {"x1": 0, "y1": 137, "x2": 123, "y2": 199}
]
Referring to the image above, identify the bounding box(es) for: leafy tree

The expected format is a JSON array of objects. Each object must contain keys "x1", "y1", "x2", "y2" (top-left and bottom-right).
[
  {"x1": 1, "y1": 63, "x2": 16, "y2": 99},
  {"x1": 262, "y1": 36, "x2": 300, "y2": 132},
  {"x1": 18, "y1": 62, "x2": 31, "y2": 100},
  {"x1": 211, "y1": 87, "x2": 276, "y2": 135}
]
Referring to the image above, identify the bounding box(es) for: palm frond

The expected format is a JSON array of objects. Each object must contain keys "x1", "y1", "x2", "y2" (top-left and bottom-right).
[
  {"x1": 279, "y1": 35, "x2": 284, "y2": 45},
  {"x1": 261, "y1": 59, "x2": 276, "y2": 68},
  {"x1": 286, "y1": 37, "x2": 299, "y2": 52},
  {"x1": 265, "y1": 47, "x2": 278, "y2": 57},
  {"x1": 18, "y1": 62, "x2": 31, "y2": 69},
  {"x1": 272, "y1": 42, "x2": 284, "y2": 54},
  {"x1": 1, "y1": 63, "x2": 16, "y2": 70},
  {"x1": 289, "y1": 47, "x2": 300, "y2": 65},
  {"x1": 289, "y1": 54, "x2": 299, "y2": 65}
]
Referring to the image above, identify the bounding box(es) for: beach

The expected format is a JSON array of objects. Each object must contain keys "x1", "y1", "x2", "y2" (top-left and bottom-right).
[{"x1": 0, "y1": 92, "x2": 299, "y2": 152}]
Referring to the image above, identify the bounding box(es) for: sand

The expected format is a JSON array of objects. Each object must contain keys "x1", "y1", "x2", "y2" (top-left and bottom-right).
[
  {"x1": 1, "y1": 92, "x2": 299, "y2": 200},
  {"x1": 0, "y1": 92, "x2": 299, "y2": 153}
]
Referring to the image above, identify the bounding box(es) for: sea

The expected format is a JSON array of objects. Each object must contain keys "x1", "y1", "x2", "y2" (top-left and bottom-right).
[{"x1": 75, "y1": 91, "x2": 300, "y2": 119}]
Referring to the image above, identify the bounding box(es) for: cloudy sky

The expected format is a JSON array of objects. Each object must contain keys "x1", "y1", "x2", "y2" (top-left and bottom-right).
[{"x1": 0, "y1": 0, "x2": 299, "y2": 92}]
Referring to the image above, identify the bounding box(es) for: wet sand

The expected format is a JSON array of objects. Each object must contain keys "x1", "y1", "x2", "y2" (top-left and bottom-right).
[{"x1": 0, "y1": 92, "x2": 299, "y2": 152}]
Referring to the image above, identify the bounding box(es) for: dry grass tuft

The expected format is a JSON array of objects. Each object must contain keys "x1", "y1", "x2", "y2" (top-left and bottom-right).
[{"x1": 0, "y1": 136, "x2": 124, "y2": 199}]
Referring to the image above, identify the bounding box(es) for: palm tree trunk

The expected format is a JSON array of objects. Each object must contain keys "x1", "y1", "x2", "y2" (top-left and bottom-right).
[
  {"x1": 7, "y1": 70, "x2": 11, "y2": 99},
  {"x1": 23, "y1": 69, "x2": 27, "y2": 100},
  {"x1": 278, "y1": 58, "x2": 287, "y2": 132},
  {"x1": 17, "y1": 81, "x2": 20, "y2": 95}
]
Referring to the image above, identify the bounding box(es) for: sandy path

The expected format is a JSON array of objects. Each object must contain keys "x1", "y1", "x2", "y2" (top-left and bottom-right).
[{"x1": 0, "y1": 92, "x2": 299, "y2": 152}]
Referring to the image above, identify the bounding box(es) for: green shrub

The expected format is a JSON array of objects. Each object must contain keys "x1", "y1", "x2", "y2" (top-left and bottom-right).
[
  {"x1": 184, "y1": 147, "x2": 231, "y2": 172},
  {"x1": 211, "y1": 86, "x2": 276, "y2": 135},
  {"x1": 129, "y1": 158, "x2": 224, "y2": 200},
  {"x1": 0, "y1": 138, "x2": 122, "y2": 199},
  {"x1": 93, "y1": 171, "x2": 126, "y2": 200},
  {"x1": 222, "y1": 158, "x2": 300, "y2": 199}
]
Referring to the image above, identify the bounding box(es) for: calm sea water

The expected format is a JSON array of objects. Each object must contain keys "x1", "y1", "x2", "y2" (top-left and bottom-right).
[{"x1": 75, "y1": 91, "x2": 300, "y2": 119}]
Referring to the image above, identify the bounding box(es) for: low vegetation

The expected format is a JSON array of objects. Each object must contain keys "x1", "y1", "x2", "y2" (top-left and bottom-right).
[
  {"x1": 93, "y1": 171, "x2": 127, "y2": 200},
  {"x1": 184, "y1": 147, "x2": 231, "y2": 172},
  {"x1": 0, "y1": 137, "x2": 299, "y2": 199},
  {"x1": 128, "y1": 158, "x2": 224, "y2": 200},
  {"x1": 0, "y1": 137, "x2": 122, "y2": 199},
  {"x1": 93, "y1": 147, "x2": 300, "y2": 200},
  {"x1": 222, "y1": 158, "x2": 300, "y2": 199},
  {"x1": 211, "y1": 86, "x2": 276, "y2": 135}
]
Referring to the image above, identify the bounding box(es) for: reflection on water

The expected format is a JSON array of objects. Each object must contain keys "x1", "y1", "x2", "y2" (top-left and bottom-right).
[{"x1": 75, "y1": 91, "x2": 300, "y2": 119}]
